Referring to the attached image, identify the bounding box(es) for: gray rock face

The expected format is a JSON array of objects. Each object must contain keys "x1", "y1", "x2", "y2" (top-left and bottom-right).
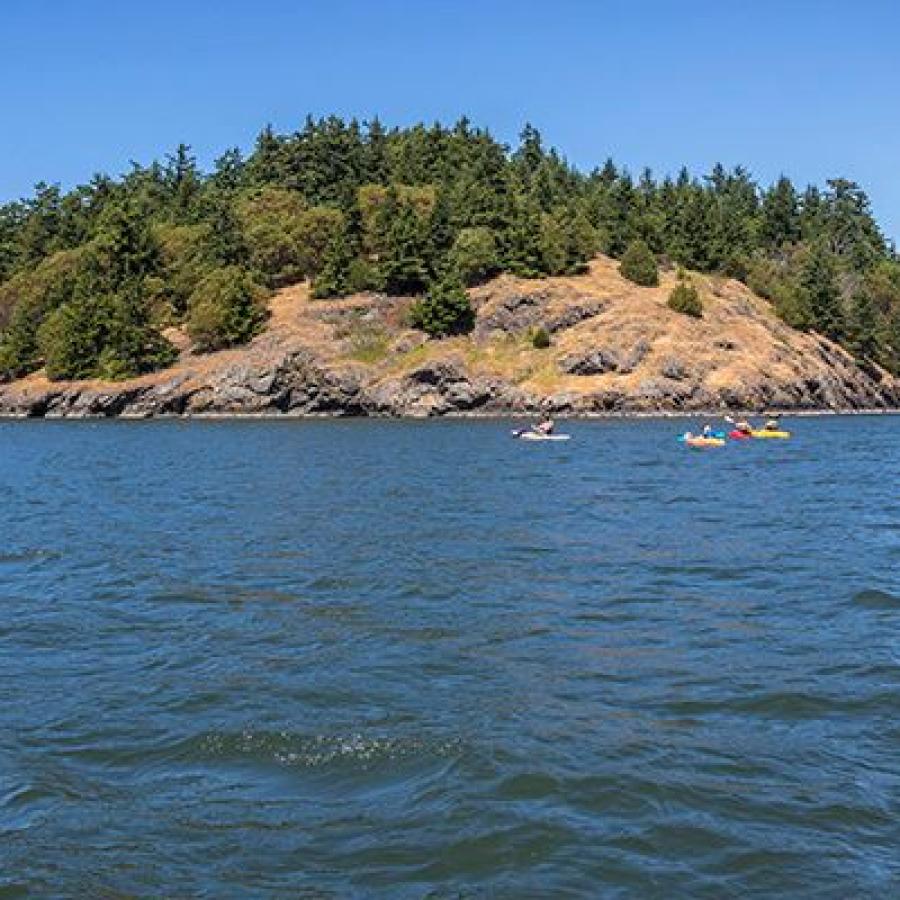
[
  {"x1": 660, "y1": 357, "x2": 688, "y2": 381},
  {"x1": 474, "y1": 292, "x2": 548, "y2": 338},
  {"x1": 618, "y1": 340, "x2": 650, "y2": 374},
  {"x1": 559, "y1": 338, "x2": 650, "y2": 378},
  {"x1": 546, "y1": 301, "x2": 604, "y2": 332},
  {"x1": 560, "y1": 348, "x2": 621, "y2": 376},
  {"x1": 0, "y1": 331, "x2": 897, "y2": 419}
]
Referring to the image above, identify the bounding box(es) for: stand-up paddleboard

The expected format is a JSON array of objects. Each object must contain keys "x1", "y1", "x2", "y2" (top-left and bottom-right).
[{"x1": 512, "y1": 429, "x2": 571, "y2": 442}]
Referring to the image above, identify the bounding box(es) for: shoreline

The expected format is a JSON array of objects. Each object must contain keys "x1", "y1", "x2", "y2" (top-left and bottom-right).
[{"x1": 1, "y1": 407, "x2": 898, "y2": 422}]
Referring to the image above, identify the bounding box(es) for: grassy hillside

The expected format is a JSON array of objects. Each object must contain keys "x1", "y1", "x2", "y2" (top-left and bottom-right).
[{"x1": 2, "y1": 254, "x2": 895, "y2": 417}]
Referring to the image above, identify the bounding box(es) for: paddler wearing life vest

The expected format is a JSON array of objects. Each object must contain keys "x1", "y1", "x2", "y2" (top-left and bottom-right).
[{"x1": 725, "y1": 415, "x2": 754, "y2": 436}]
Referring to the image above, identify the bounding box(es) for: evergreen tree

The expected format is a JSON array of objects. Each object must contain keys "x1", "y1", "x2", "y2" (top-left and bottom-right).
[
  {"x1": 98, "y1": 285, "x2": 177, "y2": 379},
  {"x1": 505, "y1": 193, "x2": 545, "y2": 277},
  {"x1": 426, "y1": 189, "x2": 455, "y2": 277},
  {"x1": 667, "y1": 279, "x2": 703, "y2": 318},
  {"x1": 619, "y1": 239, "x2": 658, "y2": 287},
  {"x1": 761, "y1": 176, "x2": 800, "y2": 248},
  {"x1": 408, "y1": 277, "x2": 474, "y2": 337},
  {"x1": 165, "y1": 144, "x2": 201, "y2": 221},
  {"x1": 17, "y1": 183, "x2": 62, "y2": 265},
  {"x1": 89, "y1": 199, "x2": 161, "y2": 293},
  {"x1": 211, "y1": 148, "x2": 246, "y2": 193},
  {"x1": 379, "y1": 201, "x2": 429, "y2": 295},
  {"x1": 823, "y1": 178, "x2": 885, "y2": 269},
  {"x1": 311, "y1": 225, "x2": 356, "y2": 298},
  {"x1": 363, "y1": 118, "x2": 389, "y2": 184},
  {"x1": 845, "y1": 287, "x2": 879, "y2": 359},
  {"x1": 38, "y1": 296, "x2": 105, "y2": 380},
  {"x1": 800, "y1": 242, "x2": 845, "y2": 341},
  {"x1": 0, "y1": 301, "x2": 43, "y2": 378},
  {"x1": 207, "y1": 198, "x2": 249, "y2": 267},
  {"x1": 187, "y1": 267, "x2": 268, "y2": 350}
]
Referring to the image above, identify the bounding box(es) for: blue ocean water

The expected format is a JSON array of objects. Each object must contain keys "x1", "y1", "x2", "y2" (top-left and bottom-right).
[{"x1": 1, "y1": 417, "x2": 898, "y2": 897}]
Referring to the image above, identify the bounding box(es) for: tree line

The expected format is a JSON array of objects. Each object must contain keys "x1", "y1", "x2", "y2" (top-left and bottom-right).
[{"x1": 1, "y1": 116, "x2": 898, "y2": 380}]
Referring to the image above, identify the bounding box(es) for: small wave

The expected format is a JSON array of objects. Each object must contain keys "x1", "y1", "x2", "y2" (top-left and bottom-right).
[
  {"x1": 0, "y1": 549, "x2": 60, "y2": 565},
  {"x1": 664, "y1": 690, "x2": 900, "y2": 719},
  {"x1": 495, "y1": 772, "x2": 560, "y2": 801},
  {"x1": 177, "y1": 729, "x2": 463, "y2": 771},
  {"x1": 853, "y1": 589, "x2": 899, "y2": 609}
]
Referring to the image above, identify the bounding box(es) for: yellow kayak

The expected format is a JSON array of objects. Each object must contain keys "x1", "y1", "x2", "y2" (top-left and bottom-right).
[
  {"x1": 749, "y1": 430, "x2": 791, "y2": 439},
  {"x1": 685, "y1": 437, "x2": 726, "y2": 448}
]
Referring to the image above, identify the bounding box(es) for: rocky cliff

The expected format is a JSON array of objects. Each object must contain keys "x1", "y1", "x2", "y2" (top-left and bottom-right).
[{"x1": 1, "y1": 257, "x2": 897, "y2": 417}]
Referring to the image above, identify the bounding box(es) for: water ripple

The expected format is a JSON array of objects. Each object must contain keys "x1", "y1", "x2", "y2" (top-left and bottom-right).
[{"x1": 1, "y1": 417, "x2": 899, "y2": 896}]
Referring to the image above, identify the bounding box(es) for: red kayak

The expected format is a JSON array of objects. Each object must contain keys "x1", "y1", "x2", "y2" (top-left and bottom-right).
[{"x1": 729, "y1": 430, "x2": 752, "y2": 440}]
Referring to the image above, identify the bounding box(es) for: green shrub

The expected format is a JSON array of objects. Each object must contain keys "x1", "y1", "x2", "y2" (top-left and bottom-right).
[
  {"x1": 344, "y1": 317, "x2": 390, "y2": 363},
  {"x1": 187, "y1": 267, "x2": 269, "y2": 351},
  {"x1": 530, "y1": 326, "x2": 551, "y2": 349},
  {"x1": 619, "y1": 239, "x2": 659, "y2": 287},
  {"x1": 237, "y1": 189, "x2": 342, "y2": 288},
  {"x1": 408, "y1": 279, "x2": 475, "y2": 338},
  {"x1": 721, "y1": 252, "x2": 749, "y2": 281},
  {"x1": 346, "y1": 258, "x2": 382, "y2": 294},
  {"x1": 667, "y1": 281, "x2": 703, "y2": 318},
  {"x1": 449, "y1": 227, "x2": 499, "y2": 286},
  {"x1": 153, "y1": 223, "x2": 213, "y2": 317}
]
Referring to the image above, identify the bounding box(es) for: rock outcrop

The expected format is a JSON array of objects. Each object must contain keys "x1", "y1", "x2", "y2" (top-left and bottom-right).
[{"x1": 1, "y1": 258, "x2": 897, "y2": 418}]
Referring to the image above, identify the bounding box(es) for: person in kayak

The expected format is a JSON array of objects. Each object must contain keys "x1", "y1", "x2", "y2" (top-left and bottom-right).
[
  {"x1": 534, "y1": 417, "x2": 555, "y2": 435},
  {"x1": 763, "y1": 417, "x2": 780, "y2": 431},
  {"x1": 702, "y1": 424, "x2": 713, "y2": 437},
  {"x1": 725, "y1": 415, "x2": 753, "y2": 436}
]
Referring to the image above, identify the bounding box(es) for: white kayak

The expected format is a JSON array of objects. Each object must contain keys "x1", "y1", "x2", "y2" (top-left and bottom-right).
[{"x1": 513, "y1": 430, "x2": 571, "y2": 441}]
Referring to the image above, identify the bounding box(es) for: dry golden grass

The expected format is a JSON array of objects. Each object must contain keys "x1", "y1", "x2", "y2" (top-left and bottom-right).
[{"x1": 2, "y1": 254, "x2": 885, "y2": 409}]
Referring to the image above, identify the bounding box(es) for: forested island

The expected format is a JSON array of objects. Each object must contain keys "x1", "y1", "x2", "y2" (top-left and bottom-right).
[{"x1": 0, "y1": 117, "x2": 897, "y2": 416}]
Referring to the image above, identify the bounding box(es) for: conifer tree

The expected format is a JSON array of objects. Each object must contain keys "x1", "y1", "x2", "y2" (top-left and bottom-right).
[
  {"x1": 207, "y1": 199, "x2": 249, "y2": 268},
  {"x1": 800, "y1": 241, "x2": 845, "y2": 341},
  {"x1": 311, "y1": 225, "x2": 356, "y2": 299},
  {"x1": 408, "y1": 276, "x2": 474, "y2": 337},
  {"x1": 619, "y1": 239, "x2": 658, "y2": 286},
  {"x1": 379, "y1": 202, "x2": 429, "y2": 295},
  {"x1": 845, "y1": 287, "x2": 879, "y2": 359},
  {"x1": 761, "y1": 176, "x2": 800, "y2": 248},
  {"x1": 505, "y1": 193, "x2": 545, "y2": 277}
]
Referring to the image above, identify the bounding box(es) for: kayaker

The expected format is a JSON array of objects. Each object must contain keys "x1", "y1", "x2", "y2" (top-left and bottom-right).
[
  {"x1": 764, "y1": 417, "x2": 780, "y2": 431},
  {"x1": 702, "y1": 424, "x2": 713, "y2": 437},
  {"x1": 735, "y1": 419, "x2": 752, "y2": 435},
  {"x1": 534, "y1": 417, "x2": 555, "y2": 435}
]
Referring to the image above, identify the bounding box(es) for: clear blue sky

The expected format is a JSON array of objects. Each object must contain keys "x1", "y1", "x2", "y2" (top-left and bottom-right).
[{"x1": 3, "y1": 0, "x2": 898, "y2": 239}]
